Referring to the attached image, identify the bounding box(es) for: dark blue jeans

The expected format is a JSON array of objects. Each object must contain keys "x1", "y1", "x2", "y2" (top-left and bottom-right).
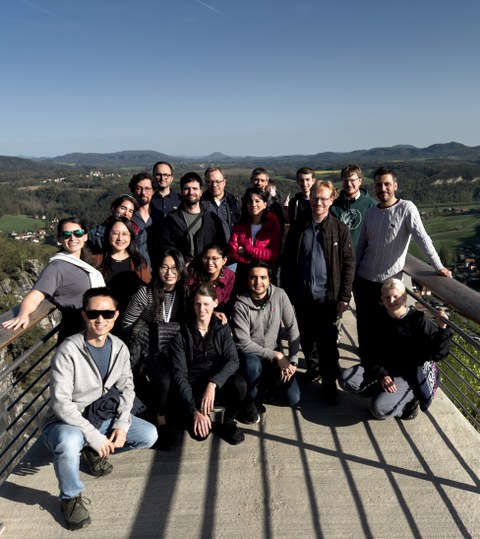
[{"x1": 241, "y1": 352, "x2": 300, "y2": 406}]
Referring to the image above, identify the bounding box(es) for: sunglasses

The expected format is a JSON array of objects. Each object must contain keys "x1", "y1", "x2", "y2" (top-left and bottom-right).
[
  {"x1": 84, "y1": 310, "x2": 116, "y2": 320},
  {"x1": 60, "y1": 229, "x2": 85, "y2": 239}
]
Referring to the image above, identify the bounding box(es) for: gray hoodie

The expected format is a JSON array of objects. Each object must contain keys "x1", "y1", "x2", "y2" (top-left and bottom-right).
[
  {"x1": 44, "y1": 332, "x2": 135, "y2": 451},
  {"x1": 232, "y1": 284, "x2": 300, "y2": 364}
]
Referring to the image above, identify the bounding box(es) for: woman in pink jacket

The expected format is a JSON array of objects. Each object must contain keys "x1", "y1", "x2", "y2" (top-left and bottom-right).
[{"x1": 229, "y1": 187, "x2": 281, "y2": 290}]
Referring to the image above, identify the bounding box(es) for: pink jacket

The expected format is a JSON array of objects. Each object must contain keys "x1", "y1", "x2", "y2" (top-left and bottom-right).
[{"x1": 228, "y1": 212, "x2": 281, "y2": 266}]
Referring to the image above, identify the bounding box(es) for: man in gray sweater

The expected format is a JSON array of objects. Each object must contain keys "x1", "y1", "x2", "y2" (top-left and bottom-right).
[
  {"x1": 43, "y1": 287, "x2": 157, "y2": 531},
  {"x1": 232, "y1": 261, "x2": 300, "y2": 423}
]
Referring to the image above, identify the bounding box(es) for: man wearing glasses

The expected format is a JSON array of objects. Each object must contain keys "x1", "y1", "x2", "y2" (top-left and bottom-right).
[
  {"x1": 128, "y1": 172, "x2": 156, "y2": 269},
  {"x1": 43, "y1": 287, "x2": 157, "y2": 530},
  {"x1": 330, "y1": 165, "x2": 376, "y2": 248},
  {"x1": 151, "y1": 161, "x2": 181, "y2": 221},
  {"x1": 201, "y1": 166, "x2": 240, "y2": 242},
  {"x1": 283, "y1": 180, "x2": 355, "y2": 404}
]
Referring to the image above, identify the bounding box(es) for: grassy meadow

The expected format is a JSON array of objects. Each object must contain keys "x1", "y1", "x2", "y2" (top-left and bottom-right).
[{"x1": 0, "y1": 215, "x2": 45, "y2": 234}]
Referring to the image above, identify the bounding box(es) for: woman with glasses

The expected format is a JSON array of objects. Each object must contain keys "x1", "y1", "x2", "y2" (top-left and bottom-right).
[
  {"x1": 228, "y1": 187, "x2": 282, "y2": 290},
  {"x1": 188, "y1": 243, "x2": 235, "y2": 315},
  {"x1": 93, "y1": 217, "x2": 150, "y2": 337},
  {"x1": 2, "y1": 217, "x2": 105, "y2": 342},
  {"x1": 122, "y1": 248, "x2": 189, "y2": 448}
]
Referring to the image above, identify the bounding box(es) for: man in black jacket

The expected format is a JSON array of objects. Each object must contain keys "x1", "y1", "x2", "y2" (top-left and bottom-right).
[
  {"x1": 201, "y1": 166, "x2": 240, "y2": 242},
  {"x1": 157, "y1": 172, "x2": 227, "y2": 266},
  {"x1": 283, "y1": 180, "x2": 355, "y2": 404}
]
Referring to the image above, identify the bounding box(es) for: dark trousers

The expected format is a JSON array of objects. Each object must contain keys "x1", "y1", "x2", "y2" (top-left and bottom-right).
[
  {"x1": 186, "y1": 373, "x2": 247, "y2": 440},
  {"x1": 134, "y1": 359, "x2": 171, "y2": 419},
  {"x1": 353, "y1": 276, "x2": 384, "y2": 365},
  {"x1": 295, "y1": 297, "x2": 339, "y2": 385}
]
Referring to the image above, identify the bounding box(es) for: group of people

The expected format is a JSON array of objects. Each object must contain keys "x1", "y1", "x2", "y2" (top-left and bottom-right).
[{"x1": 2, "y1": 162, "x2": 453, "y2": 531}]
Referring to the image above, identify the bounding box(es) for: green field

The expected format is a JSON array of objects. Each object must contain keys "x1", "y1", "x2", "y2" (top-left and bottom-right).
[
  {"x1": 0, "y1": 215, "x2": 45, "y2": 234},
  {"x1": 409, "y1": 209, "x2": 480, "y2": 261}
]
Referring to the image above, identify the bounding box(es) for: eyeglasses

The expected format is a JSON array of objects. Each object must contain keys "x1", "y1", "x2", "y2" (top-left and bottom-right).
[
  {"x1": 155, "y1": 173, "x2": 172, "y2": 179},
  {"x1": 203, "y1": 256, "x2": 223, "y2": 262},
  {"x1": 60, "y1": 229, "x2": 85, "y2": 239},
  {"x1": 135, "y1": 186, "x2": 153, "y2": 193},
  {"x1": 110, "y1": 232, "x2": 131, "y2": 238},
  {"x1": 311, "y1": 197, "x2": 332, "y2": 204},
  {"x1": 159, "y1": 265, "x2": 179, "y2": 275},
  {"x1": 343, "y1": 177, "x2": 361, "y2": 183},
  {"x1": 84, "y1": 310, "x2": 116, "y2": 320}
]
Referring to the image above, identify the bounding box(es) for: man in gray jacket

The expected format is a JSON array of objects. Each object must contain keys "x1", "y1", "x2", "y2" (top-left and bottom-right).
[
  {"x1": 43, "y1": 287, "x2": 157, "y2": 531},
  {"x1": 232, "y1": 261, "x2": 300, "y2": 423}
]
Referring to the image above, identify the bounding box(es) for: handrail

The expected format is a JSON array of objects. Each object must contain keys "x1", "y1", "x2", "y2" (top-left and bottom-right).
[{"x1": 0, "y1": 256, "x2": 479, "y2": 488}]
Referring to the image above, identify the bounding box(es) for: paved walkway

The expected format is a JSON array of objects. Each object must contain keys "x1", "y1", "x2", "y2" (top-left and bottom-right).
[{"x1": 1, "y1": 310, "x2": 479, "y2": 538}]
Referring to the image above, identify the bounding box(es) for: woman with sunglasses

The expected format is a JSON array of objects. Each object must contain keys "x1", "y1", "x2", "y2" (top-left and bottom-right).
[
  {"x1": 93, "y1": 217, "x2": 150, "y2": 337},
  {"x1": 188, "y1": 243, "x2": 235, "y2": 315},
  {"x1": 2, "y1": 217, "x2": 104, "y2": 342},
  {"x1": 122, "y1": 248, "x2": 189, "y2": 448},
  {"x1": 228, "y1": 187, "x2": 281, "y2": 290}
]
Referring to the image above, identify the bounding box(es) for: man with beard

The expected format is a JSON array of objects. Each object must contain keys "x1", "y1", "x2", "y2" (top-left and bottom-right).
[
  {"x1": 159, "y1": 172, "x2": 226, "y2": 265},
  {"x1": 129, "y1": 172, "x2": 156, "y2": 269}
]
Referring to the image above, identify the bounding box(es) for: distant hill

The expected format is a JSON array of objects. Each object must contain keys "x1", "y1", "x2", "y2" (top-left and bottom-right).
[{"x1": 2, "y1": 142, "x2": 480, "y2": 171}]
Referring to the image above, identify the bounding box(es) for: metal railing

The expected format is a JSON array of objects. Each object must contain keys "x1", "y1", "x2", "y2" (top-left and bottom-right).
[{"x1": 0, "y1": 256, "x2": 479, "y2": 486}]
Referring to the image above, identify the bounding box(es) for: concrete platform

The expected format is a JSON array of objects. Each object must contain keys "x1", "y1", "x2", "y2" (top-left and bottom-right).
[{"x1": 1, "y1": 310, "x2": 479, "y2": 538}]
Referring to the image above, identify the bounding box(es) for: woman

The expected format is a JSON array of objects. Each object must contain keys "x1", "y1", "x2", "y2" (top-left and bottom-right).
[
  {"x1": 169, "y1": 283, "x2": 246, "y2": 445},
  {"x1": 94, "y1": 217, "x2": 150, "y2": 333},
  {"x1": 2, "y1": 217, "x2": 104, "y2": 342},
  {"x1": 341, "y1": 278, "x2": 451, "y2": 420},
  {"x1": 122, "y1": 248, "x2": 188, "y2": 448},
  {"x1": 228, "y1": 187, "x2": 281, "y2": 289},
  {"x1": 188, "y1": 243, "x2": 235, "y2": 314}
]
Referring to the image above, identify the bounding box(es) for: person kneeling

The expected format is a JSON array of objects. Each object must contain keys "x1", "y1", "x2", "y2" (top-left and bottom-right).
[
  {"x1": 340, "y1": 278, "x2": 451, "y2": 420},
  {"x1": 170, "y1": 283, "x2": 246, "y2": 444},
  {"x1": 42, "y1": 287, "x2": 157, "y2": 531}
]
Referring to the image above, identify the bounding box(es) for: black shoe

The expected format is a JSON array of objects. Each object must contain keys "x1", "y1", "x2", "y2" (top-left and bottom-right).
[
  {"x1": 255, "y1": 401, "x2": 267, "y2": 414},
  {"x1": 400, "y1": 398, "x2": 419, "y2": 420},
  {"x1": 237, "y1": 399, "x2": 260, "y2": 424},
  {"x1": 81, "y1": 447, "x2": 113, "y2": 477},
  {"x1": 220, "y1": 421, "x2": 245, "y2": 445},
  {"x1": 153, "y1": 424, "x2": 175, "y2": 450},
  {"x1": 322, "y1": 383, "x2": 339, "y2": 406},
  {"x1": 304, "y1": 369, "x2": 321, "y2": 382},
  {"x1": 61, "y1": 494, "x2": 91, "y2": 530}
]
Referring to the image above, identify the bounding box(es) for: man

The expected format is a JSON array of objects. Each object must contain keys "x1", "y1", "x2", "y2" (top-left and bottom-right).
[
  {"x1": 201, "y1": 166, "x2": 240, "y2": 242},
  {"x1": 355, "y1": 166, "x2": 452, "y2": 362},
  {"x1": 42, "y1": 287, "x2": 157, "y2": 530},
  {"x1": 159, "y1": 172, "x2": 226, "y2": 264},
  {"x1": 150, "y1": 161, "x2": 181, "y2": 221},
  {"x1": 330, "y1": 164, "x2": 376, "y2": 247},
  {"x1": 250, "y1": 167, "x2": 285, "y2": 231},
  {"x1": 88, "y1": 194, "x2": 138, "y2": 254},
  {"x1": 287, "y1": 167, "x2": 316, "y2": 226},
  {"x1": 283, "y1": 180, "x2": 355, "y2": 403},
  {"x1": 129, "y1": 172, "x2": 156, "y2": 268},
  {"x1": 232, "y1": 261, "x2": 301, "y2": 423}
]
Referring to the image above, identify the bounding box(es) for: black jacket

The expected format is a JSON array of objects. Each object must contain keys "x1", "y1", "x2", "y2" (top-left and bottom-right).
[
  {"x1": 170, "y1": 319, "x2": 240, "y2": 415},
  {"x1": 157, "y1": 206, "x2": 227, "y2": 263},
  {"x1": 282, "y1": 214, "x2": 355, "y2": 305}
]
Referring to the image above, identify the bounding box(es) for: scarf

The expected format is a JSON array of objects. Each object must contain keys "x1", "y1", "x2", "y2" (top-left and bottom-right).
[{"x1": 50, "y1": 252, "x2": 106, "y2": 288}]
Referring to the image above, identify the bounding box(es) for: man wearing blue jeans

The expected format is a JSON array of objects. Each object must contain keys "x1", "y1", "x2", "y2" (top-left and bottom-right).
[
  {"x1": 232, "y1": 262, "x2": 300, "y2": 423},
  {"x1": 43, "y1": 287, "x2": 157, "y2": 531}
]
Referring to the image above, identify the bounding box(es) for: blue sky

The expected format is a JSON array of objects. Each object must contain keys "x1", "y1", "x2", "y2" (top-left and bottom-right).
[{"x1": 1, "y1": 0, "x2": 479, "y2": 157}]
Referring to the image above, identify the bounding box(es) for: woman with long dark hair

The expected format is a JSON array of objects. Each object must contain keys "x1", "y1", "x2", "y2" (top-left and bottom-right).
[
  {"x1": 122, "y1": 247, "x2": 189, "y2": 448},
  {"x1": 94, "y1": 217, "x2": 149, "y2": 334},
  {"x1": 228, "y1": 187, "x2": 281, "y2": 289},
  {"x1": 188, "y1": 243, "x2": 235, "y2": 315},
  {"x1": 2, "y1": 217, "x2": 104, "y2": 342}
]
